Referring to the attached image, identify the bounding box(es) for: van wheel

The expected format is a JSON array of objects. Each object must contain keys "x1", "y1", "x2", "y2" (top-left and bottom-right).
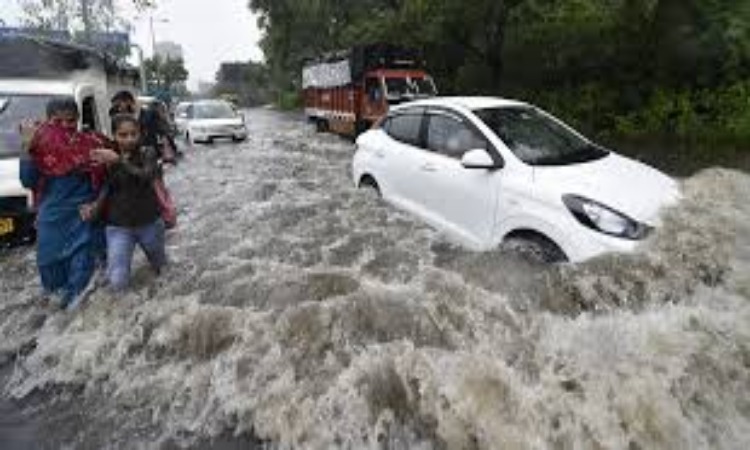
[
  {"x1": 502, "y1": 233, "x2": 568, "y2": 264},
  {"x1": 315, "y1": 119, "x2": 329, "y2": 133}
]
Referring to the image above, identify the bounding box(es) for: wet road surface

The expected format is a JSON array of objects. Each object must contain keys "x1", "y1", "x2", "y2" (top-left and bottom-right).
[{"x1": 1, "y1": 108, "x2": 749, "y2": 449}]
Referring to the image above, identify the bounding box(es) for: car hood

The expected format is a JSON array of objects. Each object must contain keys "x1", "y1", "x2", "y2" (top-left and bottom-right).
[
  {"x1": 533, "y1": 153, "x2": 681, "y2": 225},
  {"x1": 190, "y1": 118, "x2": 244, "y2": 127}
]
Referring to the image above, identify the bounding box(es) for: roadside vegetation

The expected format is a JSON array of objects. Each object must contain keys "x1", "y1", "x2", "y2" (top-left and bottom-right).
[{"x1": 249, "y1": 0, "x2": 750, "y2": 171}]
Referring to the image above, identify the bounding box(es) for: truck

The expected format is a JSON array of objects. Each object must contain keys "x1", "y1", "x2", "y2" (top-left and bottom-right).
[
  {"x1": 0, "y1": 34, "x2": 140, "y2": 246},
  {"x1": 303, "y1": 43, "x2": 437, "y2": 136}
]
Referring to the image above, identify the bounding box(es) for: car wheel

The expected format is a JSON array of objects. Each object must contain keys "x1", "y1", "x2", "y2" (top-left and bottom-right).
[
  {"x1": 359, "y1": 175, "x2": 381, "y2": 199},
  {"x1": 502, "y1": 234, "x2": 568, "y2": 264},
  {"x1": 232, "y1": 136, "x2": 246, "y2": 143}
]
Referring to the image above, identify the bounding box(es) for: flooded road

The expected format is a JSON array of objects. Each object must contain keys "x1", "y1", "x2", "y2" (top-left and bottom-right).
[{"x1": 1, "y1": 108, "x2": 749, "y2": 449}]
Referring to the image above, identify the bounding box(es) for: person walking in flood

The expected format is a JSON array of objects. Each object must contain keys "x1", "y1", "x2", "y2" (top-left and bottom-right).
[
  {"x1": 90, "y1": 114, "x2": 168, "y2": 291},
  {"x1": 19, "y1": 98, "x2": 108, "y2": 309}
]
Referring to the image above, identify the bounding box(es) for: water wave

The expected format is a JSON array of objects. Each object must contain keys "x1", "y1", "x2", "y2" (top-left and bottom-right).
[{"x1": 1, "y1": 110, "x2": 748, "y2": 449}]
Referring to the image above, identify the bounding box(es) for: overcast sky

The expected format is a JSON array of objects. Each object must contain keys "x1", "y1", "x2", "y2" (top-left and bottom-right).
[{"x1": 1, "y1": 0, "x2": 264, "y2": 90}]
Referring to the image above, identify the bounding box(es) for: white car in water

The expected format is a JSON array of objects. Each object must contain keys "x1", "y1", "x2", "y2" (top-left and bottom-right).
[
  {"x1": 352, "y1": 97, "x2": 681, "y2": 262},
  {"x1": 175, "y1": 99, "x2": 248, "y2": 144}
]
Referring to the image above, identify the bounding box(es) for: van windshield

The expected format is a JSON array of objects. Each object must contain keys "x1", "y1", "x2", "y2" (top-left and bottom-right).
[{"x1": 0, "y1": 94, "x2": 53, "y2": 159}]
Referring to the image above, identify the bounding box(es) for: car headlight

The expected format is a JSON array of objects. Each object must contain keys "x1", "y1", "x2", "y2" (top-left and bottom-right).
[{"x1": 563, "y1": 195, "x2": 651, "y2": 240}]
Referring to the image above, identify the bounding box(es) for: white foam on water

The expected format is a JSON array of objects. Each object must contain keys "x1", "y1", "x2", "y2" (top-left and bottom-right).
[{"x1": 1, "y1": 110, "x2": 748, "y2": 449}]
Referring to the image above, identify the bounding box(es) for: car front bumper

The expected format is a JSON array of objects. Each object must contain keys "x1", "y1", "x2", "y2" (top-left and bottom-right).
[
  {"x1": 559, "y1": 225, "x2": 640, "y2": 262},
  {"x1": 192, "y1": 127, "x2": 248, "y2": 142}
]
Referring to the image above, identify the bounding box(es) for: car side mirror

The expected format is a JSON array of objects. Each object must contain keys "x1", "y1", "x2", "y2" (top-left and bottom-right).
[{"x1": 461, "y1": 149, "x2": 499, "y2": 170}]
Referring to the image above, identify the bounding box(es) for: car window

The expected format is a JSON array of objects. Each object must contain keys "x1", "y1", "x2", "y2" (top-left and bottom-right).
[
  {"x1": 426, "y1": 113, "x2": 487, "y2": 159},
  {"x1": 175, "y1": 104, "x2": 189, "y2": 118},
  {"x1": 385, "y1": 112, "x2": 423, "y2": 147},
  {"x1": 0, "y1": 94, "x2": 54, "y2": 159}
]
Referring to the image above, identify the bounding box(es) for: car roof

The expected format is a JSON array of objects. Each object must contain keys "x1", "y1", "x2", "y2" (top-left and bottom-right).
[
  {"x1": 391, "y1": 96, "x2": 528, "y2": 112},
  {"x1": 0, "y1": 79, "x2": 77, "y2": 96}
]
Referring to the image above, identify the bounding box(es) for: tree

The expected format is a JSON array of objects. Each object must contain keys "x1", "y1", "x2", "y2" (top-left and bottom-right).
[
  {"x1": 214, "y1": 61, "x2": 270, "y2": 106},
  {"x1": 18, "y1": 0, "x2": 156, "y2": 38},
  {"x1": 143, "y1": 56, "x2": 189, "y2": 97}
]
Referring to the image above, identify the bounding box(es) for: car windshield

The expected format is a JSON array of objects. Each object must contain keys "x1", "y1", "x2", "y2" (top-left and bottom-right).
[
  {"x1": 193, "y1": 102, "x2": 236, "y2": 119},
  {"x1": 0, "y1": 94, "x2": 54, "y2": 159},
  {"x1": 474, "y1": 106, "x2": 608, "y2": 166}
]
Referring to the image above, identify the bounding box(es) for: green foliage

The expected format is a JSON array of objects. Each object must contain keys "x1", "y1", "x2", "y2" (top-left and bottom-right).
[
  {"x1": 276, "y1": 90, "x2": 302, "y2": 110},
  {"x1": 18, "y1": 0, "x2": 152, "y2": 35},
  {"x1": 248, "y1": 0, "x2": 750, "y2": 149},
  {"x1": 214, "y1": 62, "x2": 271, "y2": 106},
  {"x1": 144, "y1": 56, "x2": 188, "y2": 97}
]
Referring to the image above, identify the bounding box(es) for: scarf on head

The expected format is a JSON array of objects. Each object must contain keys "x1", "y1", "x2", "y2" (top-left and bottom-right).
[{"x1": 29, "y1": 122, "x2": 111, "y2": 190}]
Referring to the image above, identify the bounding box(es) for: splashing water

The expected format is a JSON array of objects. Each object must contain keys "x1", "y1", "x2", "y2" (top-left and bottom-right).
[{"x1": 1, "y1": 110, "x2": 749, "y2": 449}]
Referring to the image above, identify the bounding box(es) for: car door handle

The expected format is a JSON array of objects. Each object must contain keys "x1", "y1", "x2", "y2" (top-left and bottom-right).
[
  {"x1": 421, "y1": 164, "x2": 437, "y2": 172},
  {"x1": 375, "y1": 150, "x2": 385, "y2": 158}
]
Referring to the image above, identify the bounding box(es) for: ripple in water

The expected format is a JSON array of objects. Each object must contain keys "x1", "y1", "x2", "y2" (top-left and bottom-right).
[{"x1": 1, "y1": 109, "x2": 749, "y2": 449}]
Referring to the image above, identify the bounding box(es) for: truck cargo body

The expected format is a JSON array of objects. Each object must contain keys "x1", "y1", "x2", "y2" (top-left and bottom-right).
[{"x1": 303, "y1": 44, "x2": 436, "y2": 136}]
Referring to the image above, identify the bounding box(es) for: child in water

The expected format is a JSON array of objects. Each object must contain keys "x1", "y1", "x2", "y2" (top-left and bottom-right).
[{"x1": 91, "y1": 114, "x2": 168, "y2": 291}]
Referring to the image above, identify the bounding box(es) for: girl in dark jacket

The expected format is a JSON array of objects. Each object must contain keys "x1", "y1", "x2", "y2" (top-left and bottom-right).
[{"x1": 91, "y1": 114, "x2": 167, "y2": 291}]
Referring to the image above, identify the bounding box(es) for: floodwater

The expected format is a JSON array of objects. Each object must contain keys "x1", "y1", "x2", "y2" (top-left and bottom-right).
[{"x1": 1, "y1": 109, "x2": 749, "y2": 449}]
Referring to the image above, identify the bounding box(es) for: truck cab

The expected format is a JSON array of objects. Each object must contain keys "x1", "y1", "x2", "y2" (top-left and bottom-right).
[
  {"x1": 0, "y1": 79, "x2": 110, "y2": 246},
  {"x1": 303, "y1": 44, "x2": 437, "y2": 137},
  {"x1": 362, "y1": 69, "x2": 437, "y2": 126}
]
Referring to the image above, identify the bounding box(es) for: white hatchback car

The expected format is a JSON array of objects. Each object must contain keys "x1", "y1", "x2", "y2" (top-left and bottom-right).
[
  {"x1": 175, "y1": 99, "x2": 248, "y2": 144},
  {"x1": 352, "y1": 97, "x2": 681, "y2": 262}
]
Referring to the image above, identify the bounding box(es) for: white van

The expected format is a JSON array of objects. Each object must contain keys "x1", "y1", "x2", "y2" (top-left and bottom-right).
[
  {"x1": 0, "y1": 79, "x2": 111, "y2": 245},
  {"x1": 0, "y1": 35, "x2": 140, "y2": 246}
]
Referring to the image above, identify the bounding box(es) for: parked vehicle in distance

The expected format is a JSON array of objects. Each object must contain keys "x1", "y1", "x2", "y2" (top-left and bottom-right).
[
  {"x1": 175, "y1": 99, "x2": 247, "y2": 144},
  {"x1": 352, "y1": 97, "x2": 681, "y2": 262},
  {"x1": 303, "y1": 43, "x2": 437, "y2": 136},
  {"x1": 173, "y1": 101, "x2": 191, "y2": 136}
]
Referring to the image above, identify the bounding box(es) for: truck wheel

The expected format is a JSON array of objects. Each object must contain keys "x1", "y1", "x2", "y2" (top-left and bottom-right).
[
  {"x1": 355, "y1": 120, "x2": 370, "y2": 136},
  {"x1": 315, "y1": 119, "x2": 329, "y2": 133}
]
